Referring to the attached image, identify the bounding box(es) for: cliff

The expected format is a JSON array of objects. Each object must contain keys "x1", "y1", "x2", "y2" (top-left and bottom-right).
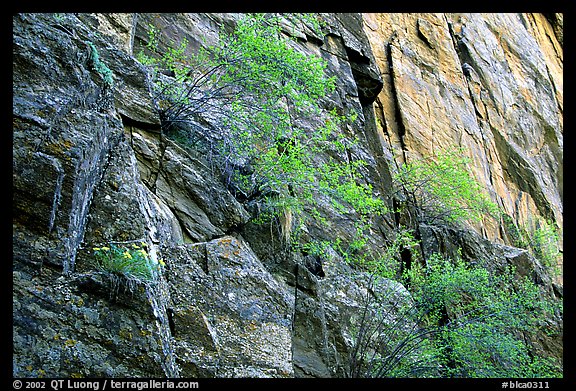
[
  {"x1": 13, "y1": 13, "x2": 563, "y2": 378},
  {"x1": 364, "y1": 13, "x2": 563, "y2": 246}
]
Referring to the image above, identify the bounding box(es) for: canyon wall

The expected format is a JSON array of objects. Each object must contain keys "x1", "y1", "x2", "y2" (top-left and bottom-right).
[{"x1": 13, "y1": 13, "x2": 562, "y2": 378}]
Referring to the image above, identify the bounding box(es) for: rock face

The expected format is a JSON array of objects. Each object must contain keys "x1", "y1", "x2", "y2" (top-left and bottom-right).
[
  {"x1": 13, "y1": 12, "x2": 562, "y2": 378},
  {"x1": 363, "y1": 13, "x2": 563, "y2": 244}
]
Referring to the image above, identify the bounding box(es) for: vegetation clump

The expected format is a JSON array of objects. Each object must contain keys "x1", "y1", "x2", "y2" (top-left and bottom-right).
[
  {"x1": 504, "y1": 214, "x2": 562, "y2": 277},
  {"x1": 393, "y1": 148, "x2": 500, "y2": 226},
  {"x1": 92, "y1": 242, "x2": 162, "y2": 294},
  {"x1": 349, "y1": 252, "x2": 562, "y2": 378}
]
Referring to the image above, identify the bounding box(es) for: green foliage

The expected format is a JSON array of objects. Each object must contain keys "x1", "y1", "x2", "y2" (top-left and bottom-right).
[
  {"x1": 503, "y1": 213, "x2": 528, "y2": 248},
  {"x1": 92, "y1": 242, "x2": 162, "y2": 286},
  {"x1": 348, "y1": 276, "x2": 439, "y2": 378},
  {"x1": 351, "y1": 228, "x2": 419, "y2": 280},
  {"x1": 136, "y1": 16, "x2": 561, "y2": 379},
  {"x1": 406, "y1": 252, "x2": 561, "y2": 378},
  {"x1": 394, "y1": 148, "x2": 500, "y2": 226},
  {"x1": 137, "y1": 14, "x2": 333, "y2": 128},
  {"x1": 349, "y1": 248, "x2": 562, "y2": 378},
  {"x1": 86, "y1": 41, "x2": 114, "y2": 87},
  {"x1": 52, "y1": 13, "x2": 66, "y2": 22},
  {"x1": 504, "y1": 214, "x2": 562, "y2": 277},
  {"x1": 138, "y1": 13, "x2": 385, "y2": 245},
  {"x1": 530, "y1": 219, "x2": 562, "y2": 274}
]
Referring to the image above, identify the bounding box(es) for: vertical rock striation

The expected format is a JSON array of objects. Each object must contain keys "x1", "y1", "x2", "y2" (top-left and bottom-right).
[{"x1": 363, "y1": 13, "x2": 563, "y2": 245}]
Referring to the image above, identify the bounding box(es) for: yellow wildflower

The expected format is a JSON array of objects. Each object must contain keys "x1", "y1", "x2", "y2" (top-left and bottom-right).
[
  {"x1": 158, "y1": 259, "x2": 166, "y2": 267},
  {"x1": 101, "y1": 247, "x2": 110, "y2": 251},
  {"x1": 123, "y1": 251, "x2": 132, "y2": 259},
  {"x1": 92, "y1": 247, "x2": 101, "y2": 251}
]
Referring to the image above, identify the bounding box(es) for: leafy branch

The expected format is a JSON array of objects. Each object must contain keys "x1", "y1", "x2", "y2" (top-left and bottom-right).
[
  {"x1": 393, "y1": 148, "x2": 501, "y2": 227},
  {"x1": 137, "y1": 13, "x2": 384, "y2": 245}
]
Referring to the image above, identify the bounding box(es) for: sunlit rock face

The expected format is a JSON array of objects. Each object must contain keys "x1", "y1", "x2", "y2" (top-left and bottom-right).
[{"x1": 363, "y1": 13, "x2": 562, "y2": 247}]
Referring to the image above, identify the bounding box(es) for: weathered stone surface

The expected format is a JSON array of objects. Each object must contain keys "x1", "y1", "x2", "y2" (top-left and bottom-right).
[
  {"x1": 292, "y1": 249, "x2": 416, "y2": 377},
  {"x1": 164, "y1": 236, "x2": 294, "y2": 377},
  {"x1": 66, "y1": 13, "x2": 161, "y2": 126},
  {"x1": 13, "y1": 268, "x2": 172, "y2": 377},
  {"x1": 324, "y1": 13, "x2": 383, "y2": 105},
  {"x1": 129, "y1": 127, "x2": 251, "y2": 242},
  {"x1": 419, "y1": 223, "x2": 555, "y2": 289},
  {"x1": 13, "y1": 13, "x2": 176, "y2": 378},
  {"x1": 13, "y1": 13, "x2": 125, "y2": 275}
]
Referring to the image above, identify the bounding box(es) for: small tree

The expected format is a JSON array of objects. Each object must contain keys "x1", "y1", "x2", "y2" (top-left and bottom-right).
[
  {"x1": 349, "y1": 251, "x2": 562, "y2": 378},
  {"x1": 393, "y1": 148, "x2": 500, "y2": 226},
  {"x1": 504, "y1": 214, "x2": 562, "y2": 277},
  {"x1": 529, "y1": 219, "x2": 562, "y2": 276},
  {"x1": 347, "y1": 274, "x2": 439, "y2": 378},
  {"x1": 404, "y1": 252, "x2": 561, "y2": 378},
  {"x1": 138, "y1": 13, "x2": 385, "y2": 244}
]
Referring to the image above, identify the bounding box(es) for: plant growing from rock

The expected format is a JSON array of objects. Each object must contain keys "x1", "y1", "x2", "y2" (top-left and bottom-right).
[
  {"x1": 347, "y1": 275, "x2": 439, "y2": 378},
  {"x1": 404, "y1": 252, "x2": 561, "y2": 377},
  {"x1": 91, "y1": 242, "x2": 162, "y2": 294},
  {"x1": 529, "y1": 219, "x2": 562, "y2": 276},
  {"x1": 137, "y1": 13, "x2": 386, "y2": 245},
  {"x1": 353, "y1": 227, "x2": 419, "y2": 280},
  {"x1": 349, "y1": 250, "x2": 562, "y2": 378},
  {"x1": 503, "y1": 214, "x2": 562, "y2": 277},
  {"x1": 393, "y1": 148, "x2": 500, "y2": 226}
]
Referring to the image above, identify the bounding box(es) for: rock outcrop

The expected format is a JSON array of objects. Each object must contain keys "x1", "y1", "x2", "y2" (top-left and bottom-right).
[{"x1": 13, "y1": 12, "x2": 562, "y2": 378}]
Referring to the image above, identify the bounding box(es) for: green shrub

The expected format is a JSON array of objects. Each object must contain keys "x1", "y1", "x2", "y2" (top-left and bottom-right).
[
  {"x1": 138, "y1": 13, "x2": 385, "y2": 245},
  {"x1": 393, "y1": 148, "x2": 500, "y2": 226},
  {"x1": 503, "y1": 214, "x2": 562, "y2": 277},
  {"x1": 529, "y1": 219, "x2": 562, "y2": 275},
  {"x1": 347, "y1": 275, "x2": 439, "y2": 378},
  {"x1": 350, "y1": 228, "x2": 418, "y2": 280},
  {"x1": 349, "y1": 248, "x2": 562, "y2": 378},
  {"x1": 405, "y1": 252, "x2": 562, "y2": 378}
]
